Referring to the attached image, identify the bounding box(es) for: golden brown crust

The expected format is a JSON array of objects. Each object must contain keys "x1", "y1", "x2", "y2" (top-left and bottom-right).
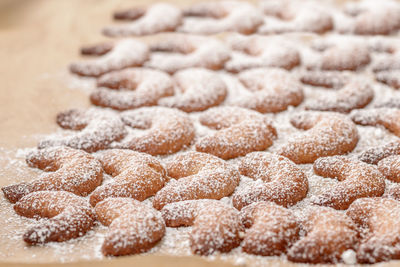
[
  {"x1": 287, "y1": 206, "x2": 358, "y2": 264},
  {"x1": 240, "y1": 201, "x2": 300, "y2": 256},
  {"x1": 359, "y1": 140, "x2": 400, "y2": 164},
  {"x1": 161, "y1": 199, "x2": 243, "y2": 255},
  {"x1": 90, "y1": 68, "x2": 174, "y2": 110},
  {"x1": 38, "y1": 108, "x2": 127, "y2": 153},
  {"x1": 347, "y1": 197, "x2": 400, "y2": 263},
  {"x1": 311, "y1": 156, "x2": 385, "y2": 210},
  {"x1": 258, "y1": 1, "x2": 333, "y2": 34},
  {"x1": 118, "y1": 107, "x2": 195, "y2": 155},
  {"x1": 305, "y1": 80, "x2": 374, "y2": 113},
  {"x1": 89, "y1": 149, "x2": 167, "y2": 206},
  {"x1": 319, "y1": 42, "x2": 371, "y2": 71},
  {"x1": 2, "y1": 146, "x2": 103, "y2": 203},
  {"x1": 144, "y1": 34, "x2": 230, "y2": 74},
  {"x1": 232, "y1": 152, "x2": 308, "y2": 210},
  {"x1": 14, "y1": 191, "x2": 95, "y2": 245},
  {"x1": 153, "y1": 151, "x2": 239, "y2": 210},
  {"x1": 378, "y1": 155, "x2": 400, "y2": 182},
  {"x1": 180, "y1": 1, "x2": 263, "y2": 35},
  {"x1": 351, "y1": 108, "x2": 400, "y2": 137},
  {"x1": 158, "y1": 68, "x2": 227, "y2": 112},
  {"x1": 300, "y1": 71, "x2": 349, "y2": 89},
  {"x1": 196, "y1": 107, "x2": 277, "y2": 159},
  {"x1": 225, "y1": 36, "x2": 301, "y2": 73},
  {"x1": 102, "y1": 3, "x2": 182, "y2": 37},
  {"x1": 95, "y1": 197, "x2": 165, "y2": 256},
  {"x1": 278, "y1": 111, "x2": 359, "y2": 164},
  {"x1": 231, "y1": 68, "x2": 304, "y2": 113},
  {"x1": 70, "y1": 39, "x2": 149, "y2": 77}
]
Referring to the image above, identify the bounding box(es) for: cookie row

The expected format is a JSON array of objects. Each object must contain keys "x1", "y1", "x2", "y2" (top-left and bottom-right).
[
  {"x1": 4, "y1": 146, "x2": 400, "y2": 263},
  {"x1": 97, "y1": 0, "x2": 400, "y2": 37}
]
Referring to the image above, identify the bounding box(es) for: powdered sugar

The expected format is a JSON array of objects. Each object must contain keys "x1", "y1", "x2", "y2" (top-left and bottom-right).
[
  {"x1": 102, "y1": 3, "x2": 182, "y2": 37},
  {"x1": 3, "y1": 0, "x2": 400, "y2": 264}
]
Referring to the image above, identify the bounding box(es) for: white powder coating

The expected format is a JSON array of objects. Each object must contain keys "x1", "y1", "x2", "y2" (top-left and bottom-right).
[
  {"x1": 240, "y1": 201, "x2": 299, "y2": 257},
  {"x1": 287, "y1": 206, "x2": 358, "y2": 263},
  {"x1": 3, "y1": 0, "x2": 400, "y2": 264},
  {"x1": 300, "y1": 70, "x2": 350, "y2": 89},
  {"x1": 305, "y1": 80, "x2": 374, "y2": 113},
  {"x1": 161, "y1": 199, "x2": 243, "y2": 255},
  {"x1": 144, "y1": 34, "x2": 230, "y2": 74},
  {"x1": 195, "y1": 106, "x2": 277, "y2": 159},
  {"x1": 350, "y1": 108, "x2": 400, "y2": 138},
  {"x1": 153, "y1": 151, "x2": 240, "y2": 210},
  {"x1": 373, "y1": 52, "x2": 400, "y2": 72},
  {"x1": 158, "y1": 68, "x2": 228, "y2": 112},
  {"x1": 117, "y1": 106, "x2": 195, "y2": 155},
  {"x1": 258, "y1": 0, "x2": 333, "y2": 34},
  {"x1": 38, "y1": 108, "x2": 127, "y2": 153},
  {"x1": 341, "y1": 0, "x2": 400, "y2": 35},
  {"x1": 2, "y1": 146, "x2": 103, "y2": 203},
  {"x1": 14, "y1": 191, "x2": 95, "y2": 245},
  {"x1": 347, "y1": 197, "x2": 400, "y2": 263},
  {"x1": 95, "y1": 197, "x2": 165, "y2": 256},
  {"x1": 90, "y1": 68, "x2": 174, "y2": 110},
  {"x1": 179, "y1": 1, "x2": 263, "y2": 35},
  {"x1": 102, "y1": 3, "x2": 183, "y2": 37},
  {"x1": 376, "y1": 71, "x2": 400, "y2": 89},
  {"x1": 311, "y1": 156, "x2": 386, "y2": 210},
  {"x1": 225, "y1": 35, "x2": 300, "y2": 72},
  {"x1": 232, "y1": 152, "x2": 308, "y2": 210},
  {"x1": 89, "y1": 149, "x2": 167, "y2": 207},
  {"x1": 231, "y1": 68, "x2": 304, "y2": 113},
  {"x1": 310, "y1": 39, "x2": 371, "y2": 71},
  {"x1": 278, "y1": 111, "x2": 359, "y2": 164},
  {"x1": 69, "y1": 39, "x2": 149, "y2": 77}
]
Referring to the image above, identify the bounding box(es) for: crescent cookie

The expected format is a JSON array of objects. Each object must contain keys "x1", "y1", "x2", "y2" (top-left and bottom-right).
[
  {"x1": 89, "y1": 149, "x2": 167, "y2": 206},
  {"x1": 2, "y1": 146, "x2": 103, "y2": 203},
  {"x1": 225, "y1": 35, "x2": 301, "y2": 73},
  {"x1": 232, "y1": 152, "x2": 308, "y2": 210},
  {"x1": 278, "y1": 111, "x2": 359, "y2": 164},
  {"x1": 359, "y1": 140, "x2": 400, "y2": 164},
  {"x1": 95, "y1": 197, "x2": 165, "y2": 256},
  {"x1": 118, "y1": 107, "x2": 195, "y2": 155},
  {"x1": 70, "y1": 39, "x2": 149, "y2": 77},
  {"x1": 304, "y1": 80, "x2": 374, "y2": 113},
  {"x1": 300, "y1": 71, "x2": 349, "y2": 89},
  {"x1": 342, "y1": 0, "x2": 400, "y2": 35},
  {"x1": 14, "y1": 191, "x2": 95, "y2": 244},
  {"x1": 153, "y1": 151, "x2": 240, "y2": 210},
  {"x1": 311, "y1": 156, "x2": 385, "y2": 210},
  {"x1": 311, "y1": 41, "x2": 371, "y2": 71},
  {"x1": 38, "y1": 108, "x2": 127, "y2": 153},
  {"x1": 350, "y1": 108, "x2": 400, "y2": 137},
  {"x1": 347, "y1": 197, "x2": 400, "y2": 263},
  {"x1": 161, "y1": 200, "x2": 243, "y2": 255},
  {"x1": 372, "y1": 52, "x2": 400, "y2": 72},
  {"x1": 378, "y1": 155, "x2": 400, "y2": 182},
  {"x1": 230, "y1": 68, "x2": 304, "y2": 113},
  {"x1": 258, "y1": 0, "x2": 333, "y2": 34},
  {"x1": 196, "y1": 107, "x2": 277, "y2": 159},
  {"x1": 376, "y1": 71, "x2": 400, "y2": 89},
  {"x1": 144, "y1": 34, "x2": 230, "y2": 74},
  {"x1": 287, "y1": 206, "x2": 358, "y2": 263},
  {"x1": 240, "y1": 201, "x2": 300, "y2": 256},
  {"x1": 90, "y1": 68, "x2": 174, "y2": 111},
  {"x1": 158, "y1": 68, "x2": 227, "y2": 112},
  {"x1": 179, "y1": 1, "x2": 263, "y2": 35},
  {"x1": 102, "y1": 3, "x2": 182, "y2": 37}
]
